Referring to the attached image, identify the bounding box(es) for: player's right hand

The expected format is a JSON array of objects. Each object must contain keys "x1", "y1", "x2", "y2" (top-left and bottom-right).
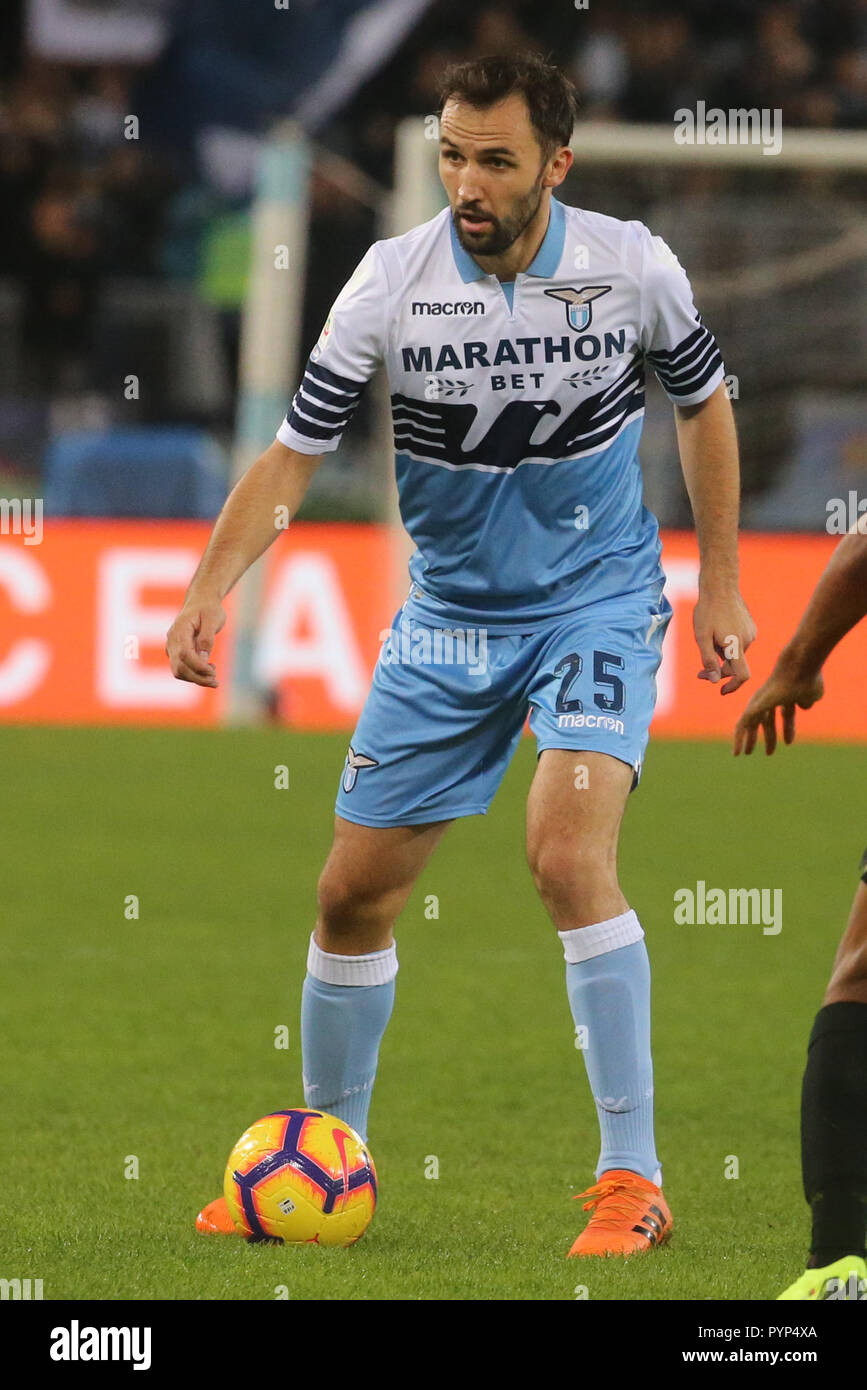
[
  {"x1": 166, "y1": 599, "x2": 226, "y2": 687},
  {"x1": 733, "y1": 655, "x2": 824, "y2": 756}
]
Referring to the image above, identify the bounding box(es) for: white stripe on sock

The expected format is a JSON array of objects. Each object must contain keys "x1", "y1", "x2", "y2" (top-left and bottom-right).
[
  {"x1": 558, "y1": 909, "x2": 644, "y2": 964},
  {"x1": 307, "y1": 934, "x2": 398, "y2": 986}
]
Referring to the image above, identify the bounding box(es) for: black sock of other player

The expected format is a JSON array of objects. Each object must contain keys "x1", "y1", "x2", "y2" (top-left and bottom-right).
[{"x1": 801, "y1": 1001, "x2": 867, "y2": 1267}]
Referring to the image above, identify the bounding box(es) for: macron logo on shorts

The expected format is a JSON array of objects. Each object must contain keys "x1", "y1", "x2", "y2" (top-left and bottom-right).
[{"x1": 557, "y1": 713, "x2": 625, "y2": 735}]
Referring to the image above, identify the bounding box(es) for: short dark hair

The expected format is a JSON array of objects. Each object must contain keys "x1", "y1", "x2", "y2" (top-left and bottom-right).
[{"x1": 438, "y1": 53, "x2": 580, "y2": 160}]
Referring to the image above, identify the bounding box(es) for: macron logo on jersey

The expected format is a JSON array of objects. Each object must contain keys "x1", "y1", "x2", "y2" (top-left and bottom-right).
[{"x1": 412, "y1": 300, "x2": 485, "y2": 316}]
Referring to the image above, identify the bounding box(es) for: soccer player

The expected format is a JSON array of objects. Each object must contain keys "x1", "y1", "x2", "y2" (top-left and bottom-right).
[
  {"x1": 734, "y1": 527, "x2": 867, "y2": 1299},
  {"x1": 168, "y1": 54, "x2": 755, "y2": 1257}
]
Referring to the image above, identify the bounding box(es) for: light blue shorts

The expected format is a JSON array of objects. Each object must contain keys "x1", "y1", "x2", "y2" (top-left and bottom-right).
[{"x1": 335, "y1": 586, "x2": 673, "y2": 827}]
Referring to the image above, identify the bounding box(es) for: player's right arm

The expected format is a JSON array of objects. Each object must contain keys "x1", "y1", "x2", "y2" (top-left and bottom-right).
[
  {"x1": 166, "y1": 441, "x2": 322, "y2": 687},
  {"x1": 168, "y1": 241, "x2": 388, "y2": 688},
  {"x1": 733, "y1": 527, "x2": 867, "y2": 755}
]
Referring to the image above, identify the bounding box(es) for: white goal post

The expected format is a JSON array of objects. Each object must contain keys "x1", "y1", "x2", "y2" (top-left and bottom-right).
[{"x1": 225, "y1": 121, "x2": 312, "y2": 723}]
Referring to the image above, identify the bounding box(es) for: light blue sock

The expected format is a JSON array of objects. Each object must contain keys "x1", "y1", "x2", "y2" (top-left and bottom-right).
[
  {"x1": 560, "y1": 910, "x2": 660, "y2": 1183},
  {"x1": 300, "y1": 936, "x2": 397, "y2": 1143}
]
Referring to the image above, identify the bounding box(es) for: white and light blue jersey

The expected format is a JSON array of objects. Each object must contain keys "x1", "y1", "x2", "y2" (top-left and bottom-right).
[{"x1": 277, "y1": 196, "x2": 725, "y2": 630}]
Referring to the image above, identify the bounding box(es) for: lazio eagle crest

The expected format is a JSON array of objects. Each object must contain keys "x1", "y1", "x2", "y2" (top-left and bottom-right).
[
  {"x1": 544, "y1": 284, "x2": 612, "y2": 332},
  {"x1": 342, "y1": 745, "x2": 379, "y2": 793}
]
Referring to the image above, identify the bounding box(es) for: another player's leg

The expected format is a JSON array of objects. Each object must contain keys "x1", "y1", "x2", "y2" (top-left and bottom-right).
[
  {"x1": 526, "y1": 748, "x2": 670, "y2": 1258},
  {"x1": 779, "y1": 867, "x2": 867, "y2": 1299},
  {"x1": 197, "y1": 815, "x2": 450, "y2": 1235}
]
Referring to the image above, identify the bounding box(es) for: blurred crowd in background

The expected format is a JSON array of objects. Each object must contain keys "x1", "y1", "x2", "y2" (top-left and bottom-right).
[{"x1": 1, "y1": 0, "x2": 866, "y2": 521}]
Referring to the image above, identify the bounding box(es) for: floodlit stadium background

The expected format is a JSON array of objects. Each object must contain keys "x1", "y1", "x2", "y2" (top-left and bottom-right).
[
  {"x1": 1, "y1": 0, "x2": 866, "y2": 732},
  {"x1": 5, "y1": 0, "x2": 867, "y2": 1311}
]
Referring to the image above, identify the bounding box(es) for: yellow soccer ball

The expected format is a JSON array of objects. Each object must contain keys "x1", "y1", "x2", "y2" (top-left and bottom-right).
[{"x1": 223, "y1": 1109, "x2": 377, "y2": 1246}]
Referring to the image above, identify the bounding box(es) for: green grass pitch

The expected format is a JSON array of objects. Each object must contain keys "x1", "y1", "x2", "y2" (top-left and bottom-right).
[{"x1": 4, "y1": 726, "x2": 864, "y2": 1301}]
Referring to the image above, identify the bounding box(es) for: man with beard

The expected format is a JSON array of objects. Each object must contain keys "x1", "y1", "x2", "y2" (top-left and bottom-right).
[{"x1": 168, "y1": 54, "x2": 755, "y2": 1256}]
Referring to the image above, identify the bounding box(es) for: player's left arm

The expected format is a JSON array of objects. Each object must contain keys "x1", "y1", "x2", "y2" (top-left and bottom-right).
[
  {"x1": 674, "y1": 381, "x2": 757, "y2": 694},
  {"x1": 637, "y1": 223, "x2": 755, "y2": 693},
  {"x1": 733, "y1": 527, "x2": 867, "y2": 755}
]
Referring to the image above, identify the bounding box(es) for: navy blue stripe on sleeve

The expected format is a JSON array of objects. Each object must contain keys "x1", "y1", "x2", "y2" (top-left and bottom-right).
[
  {"x1": 647, "y1": 323, "x2": 723, "y2": 399},
  {"x1": 283, "y1": 356, "x2": 368, "y2": 445}
]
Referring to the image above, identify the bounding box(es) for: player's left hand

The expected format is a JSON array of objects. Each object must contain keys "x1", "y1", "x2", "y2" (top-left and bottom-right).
[
  {"x1": 693, "y1": 587, "x2": 756, "y2": 695},
  {"x1": 733, "y1": 655, "x2": 825, "y2": 756}
]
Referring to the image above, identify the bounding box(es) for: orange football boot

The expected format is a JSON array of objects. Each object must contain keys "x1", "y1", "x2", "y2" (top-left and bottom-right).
[
  {"x1": 568, "y1": 1169, "x2": 672, "y2": 1258},
  {"x1": 196, "y1": 1196, "x2": 242, "y2": 1235}
]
